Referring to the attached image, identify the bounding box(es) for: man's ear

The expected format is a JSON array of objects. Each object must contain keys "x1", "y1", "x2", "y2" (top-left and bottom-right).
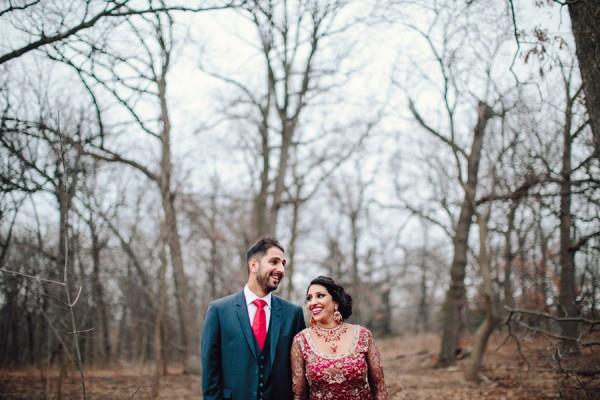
[{"x1": 249, "y1": 258, "x2": 258, "y2": 273}]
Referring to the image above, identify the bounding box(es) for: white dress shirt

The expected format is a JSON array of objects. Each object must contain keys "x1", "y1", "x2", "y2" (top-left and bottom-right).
[{"x1": 244, "y1": 285, "x2": 272, "y2": 331}]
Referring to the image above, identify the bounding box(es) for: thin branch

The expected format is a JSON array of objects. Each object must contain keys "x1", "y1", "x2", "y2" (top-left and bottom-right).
[
  {"x1": 0, "y1": 267, "x2": 66, "y2": 286},
  {"x1": 505, "y1": 306, "x2": 600, "y2": 326},
  {"x1": 408, "y1": 98, "x2": 467, "y2": 158},
  {"x1": 0, "y1": 0, "x2": 246, "y2": 65},
  {"x1": 69, "y1": 285, "x2": 83, "y2": 308},
  {"x1": 0, "y1": 0, "x2": 40, "y2": 18},
  {"x1": 506, "y1": 0, "x2": 521, "y2": 82},
  {"x1": 496, "y1": 309, "x2": 531, "y2": 368}
]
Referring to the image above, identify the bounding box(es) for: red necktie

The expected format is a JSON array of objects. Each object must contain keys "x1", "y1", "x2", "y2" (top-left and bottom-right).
[{"x1": 252, "y1": 299, "x2": 267, "y2": 351}]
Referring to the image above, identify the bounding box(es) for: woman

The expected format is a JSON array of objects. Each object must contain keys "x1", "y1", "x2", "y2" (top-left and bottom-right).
[{"x1": 291, "y1": 276, "x2": 389, "y2": 400}]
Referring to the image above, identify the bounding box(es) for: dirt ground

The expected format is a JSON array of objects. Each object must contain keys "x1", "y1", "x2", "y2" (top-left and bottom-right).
[{"x1": 0, "y1": 333, "x2": 590, "y2": 399}]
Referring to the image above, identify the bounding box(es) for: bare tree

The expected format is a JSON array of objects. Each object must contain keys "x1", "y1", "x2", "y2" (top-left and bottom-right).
[
  {"x1": 567, "y1": 1, "x2": 600, "y2": 157},
  {"x1": 555, "y1": 59, "x2": 599, "y2": 355},
  {"x1": 0, "y1": 0, "x2": 243, "y2": 65},
  {"x1": 464, "y1": 208, "x2": 499, "y2": 381},
  {"x1": 202, "y1": 0, "x2": 362, "y2": 241},
  {"x1": 42, "y1": 5, "x2": 203, "y2": 371}
]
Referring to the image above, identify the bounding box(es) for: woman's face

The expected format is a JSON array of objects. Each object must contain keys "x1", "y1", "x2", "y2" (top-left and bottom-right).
[{"x1": 306, "y1": 284, "x2": 337, "y2": 325}]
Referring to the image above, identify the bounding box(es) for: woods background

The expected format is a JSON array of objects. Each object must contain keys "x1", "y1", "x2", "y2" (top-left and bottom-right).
[{"x1": 1, "y1": 0, "x2": 599, "y2": 397}]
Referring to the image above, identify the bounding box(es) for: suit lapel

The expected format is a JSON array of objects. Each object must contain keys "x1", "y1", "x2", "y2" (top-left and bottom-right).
[
  {"x1": 268, "y1": 297, "x2": 283, "y2": 367},
  {"x1": 234, "y1": 291, "x2": 260, "y2": 361}
]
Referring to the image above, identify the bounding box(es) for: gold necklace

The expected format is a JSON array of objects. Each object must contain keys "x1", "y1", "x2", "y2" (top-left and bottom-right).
[{"x1": 312, "y1": 323, "x2": 348, "y2": 353}]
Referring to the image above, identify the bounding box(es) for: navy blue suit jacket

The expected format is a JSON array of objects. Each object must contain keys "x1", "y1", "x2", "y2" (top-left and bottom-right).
[{"x1": 201, "y1": 290, "x2": 306, "y2": 400}]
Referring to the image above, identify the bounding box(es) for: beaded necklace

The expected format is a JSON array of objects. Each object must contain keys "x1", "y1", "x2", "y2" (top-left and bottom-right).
[{"x1": 312, "y1": 323, "x2": 348, "y2": 353}]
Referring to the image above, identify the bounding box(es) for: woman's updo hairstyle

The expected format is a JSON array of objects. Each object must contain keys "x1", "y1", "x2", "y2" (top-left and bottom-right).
[{"x1": 308, "y1": 275, "x2": 353, "y2": 320}]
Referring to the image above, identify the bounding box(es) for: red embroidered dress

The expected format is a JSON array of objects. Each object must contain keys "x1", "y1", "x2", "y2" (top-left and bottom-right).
[{"x1": 291, "y1": 325, "x2": 388, "y2": 400}]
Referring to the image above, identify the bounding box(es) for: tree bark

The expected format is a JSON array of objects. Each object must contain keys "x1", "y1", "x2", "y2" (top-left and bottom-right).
[
  {"x1": 437, "y1": 102, "x2": 492, "y2": 367},
  {"x1": 255, "y1": 110, "x2": 271, "y2": 236},
  {"x1": 417, "y1": 227, "x2": 430, "y2": 333},
  {"x1": 89, "y1": 219, "x2": 111, "y2": 361},
  {"x1": 417, "y1": 266, "x2": 428, "y2": 333},
  {"x1": 464, "y1": 212, "x2": 498, "y2": 382},
  {"x1": 151, "y1": 223, "x2": 169, "y2": 398},
  {"x1": 559, "y1": 79, "x2": 579, "y2": 355},
  {"x1": 350, "y1": 211, "x2": 362, "y2": 324},
  {"x1": 208, "y1": 195, "x2": 221, "y2": 300},
  {"x1": 568, "y1": 1, "x2": 600, "y2": 158},
  {"x1": 157, "y1": 73, "x2": 198, "y2": 373},
  {"x1": 286, "y1": 197, "x2": 301, "y2": 298},
  {"x1": 503, "y1": 202, "x2": 518, "y2": 308},
  {"x1": 536, "y1": 217, "x2": 549, "y2": 312}
]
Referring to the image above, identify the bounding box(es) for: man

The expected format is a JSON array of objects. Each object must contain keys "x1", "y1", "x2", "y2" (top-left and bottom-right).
[{"x1": 201, "y1": 237, "x2": 306, "y2": 400}]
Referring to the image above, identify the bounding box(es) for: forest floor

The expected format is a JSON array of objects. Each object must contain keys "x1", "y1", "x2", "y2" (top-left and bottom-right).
[{"x1": 1, "y1": 333, "x2": 597, "y2": 399}]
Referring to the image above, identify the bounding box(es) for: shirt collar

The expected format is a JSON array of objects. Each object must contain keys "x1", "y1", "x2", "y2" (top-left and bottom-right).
[{"x1": 244, "y1": 284, "x2": 272, "y2": 308}]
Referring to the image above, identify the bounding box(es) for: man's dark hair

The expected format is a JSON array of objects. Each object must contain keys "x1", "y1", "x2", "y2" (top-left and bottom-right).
[
  {"x1": 307, "y1": 275, "x2": 353, "y2": 319},
  {"x1": 246, "y1": 237, "x2": 285, "y2": 268}
]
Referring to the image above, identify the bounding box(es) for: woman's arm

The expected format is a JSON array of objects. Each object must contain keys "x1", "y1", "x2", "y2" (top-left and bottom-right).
[
  {"x1": 290, "y1": 336, "x2": 309, "y2": 400},
  {"x1": 366, "y1": 329, "x2": 389, "y2": 400}
]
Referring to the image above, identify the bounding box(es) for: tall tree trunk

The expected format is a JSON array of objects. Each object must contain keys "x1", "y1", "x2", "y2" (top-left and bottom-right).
[
  {"x1": 269, "y1": 127, "x2": 293, "y2": 232},
  {"x1": 559, "y1": 85, "x2": 579, "y2": 355},
  {"x1": 437, "y1": 102, "x2": 492, "y2": 367},
  {"x1": 208, "y1": 194, "x2": 221, "y2": 300},
  {"x1": 536, "y1": 218, "x2": 549, "y2": 312},
  {"x1": 157, "y1": 75, "x2": 198, "y2": 373},
  {"x1": 417, "y1": 266, "x2": 428, "y2": 333},
  {"x1": 517, "y1": 231, "x2": 528, "y2": 306},
  {"x1": 503, "y1": 202, "x2": 517, "y2": 308},
  {"x1": 89, "y1": 221, "x2": 110, "y2": 361},
  {"x1": 568, "y1": 1, "x2": 600, "y2": 158},
  {"x1": 465, "y1": 212, "x2": 498, "y2": 382},
  {"x1": 116, "y1": 305, "x2": 127, "y2": 359},
  {"x1": 381, "y1": 285, "x2": 392, "y2": 336},
  {"x1": 417, "y1": 224, "x2": 429, "y2": 332},
  {"x1": 52, "y1": 161, "x2": 74, "y2": 377},
  {"x1": 151, "y1": 223, "x2": 169, "y2": 398},
  {"x1": 286, "y1": 197, "x2": 301, "y2": 299},
  {"x1": 350, "y1": 212, "x2": 362, "y2": 324},
  {"x1": 255, "y1": 118, "x2": 271, "y2": 237}
]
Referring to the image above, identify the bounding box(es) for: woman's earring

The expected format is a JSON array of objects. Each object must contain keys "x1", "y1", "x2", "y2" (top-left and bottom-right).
[
  {"x1": 333, "y1": 310, "x2": 343, "y2": 325},
  {"x1": 310, "y1": 316, "x2": 317, "y2": 327}
]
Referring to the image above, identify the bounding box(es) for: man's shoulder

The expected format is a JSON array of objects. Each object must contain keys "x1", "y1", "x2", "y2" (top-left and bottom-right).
[
  {"x1": 208, "y1": 291, "x2": 242, "y2": 308},
  {"x1": 272, "y1": 295, "x2": 302, "y2": 311}
]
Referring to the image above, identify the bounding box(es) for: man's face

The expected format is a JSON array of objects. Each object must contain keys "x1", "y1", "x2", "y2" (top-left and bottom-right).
[{"x1": 252, "y1": 246, "x2": 286, "y2": 293}]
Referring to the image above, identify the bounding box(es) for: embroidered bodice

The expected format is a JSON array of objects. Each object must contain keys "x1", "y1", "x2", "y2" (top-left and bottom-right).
[{"x1": 291, "y1": 325, "x2": 388, "y2": 400}]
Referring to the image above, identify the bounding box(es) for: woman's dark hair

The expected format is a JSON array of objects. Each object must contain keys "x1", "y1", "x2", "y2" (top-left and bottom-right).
[{"x1": 307, "y1": 276, "x2": 353, "y2": 320}]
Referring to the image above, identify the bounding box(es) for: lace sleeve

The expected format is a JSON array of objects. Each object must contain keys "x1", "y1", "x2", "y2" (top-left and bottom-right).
[
  {"x1": 291, "y1": 335, "x2": 309, "y2": 400},
  {"x1": 366, "y1": 329, "x2": 389, "y2": 400}
]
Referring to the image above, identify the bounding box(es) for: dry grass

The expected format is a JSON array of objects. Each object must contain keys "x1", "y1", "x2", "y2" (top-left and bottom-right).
[{"x1": 378, "y1": 333, "x2": 560, "y2": 400}]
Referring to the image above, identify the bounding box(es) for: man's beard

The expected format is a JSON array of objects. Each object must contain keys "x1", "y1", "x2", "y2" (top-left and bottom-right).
[{"x1": 257, "y1": 270, "x2": 281, "y2": 293}]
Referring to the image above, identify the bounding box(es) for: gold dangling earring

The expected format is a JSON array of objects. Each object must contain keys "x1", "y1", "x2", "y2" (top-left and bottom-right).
[
  {"x1": 310, "y1": 316, "x2": 317, "y2": 327},
  {"x1": 333, "y1": 307, "x2": 342, "y2": 325}
]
